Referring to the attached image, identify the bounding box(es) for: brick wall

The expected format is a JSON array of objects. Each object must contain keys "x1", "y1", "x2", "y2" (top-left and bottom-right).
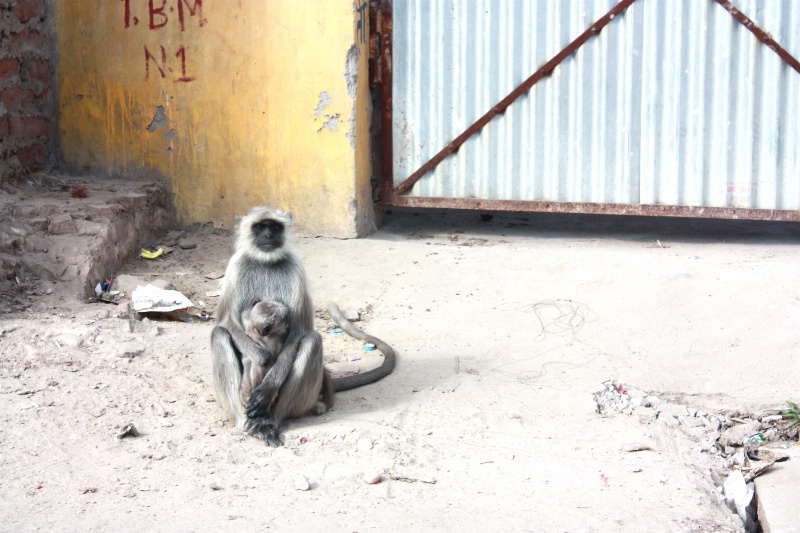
[{"x1": 0, "y1": 0, "x2": 56, "y2": 182}]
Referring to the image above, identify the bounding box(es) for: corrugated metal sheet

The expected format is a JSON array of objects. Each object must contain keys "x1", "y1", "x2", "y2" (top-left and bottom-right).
[{"x1": 391, "y1": 0, "x2": 800, "y2": 210}]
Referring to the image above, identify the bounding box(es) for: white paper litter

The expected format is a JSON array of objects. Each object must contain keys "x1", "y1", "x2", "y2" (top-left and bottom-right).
[{"x1": 132, "y1": 284, "x2": 193, "y2": 312}]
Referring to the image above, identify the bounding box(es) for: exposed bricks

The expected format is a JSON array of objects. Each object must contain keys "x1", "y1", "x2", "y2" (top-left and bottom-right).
[
  {"x1": 16, "y1": 143, "x2": 45, "y2": 169},
  {"x1": 13, "y1": 0, "x2": 44, "y2": 23},
  {"x1": 1, "y1": 0, "x2": 55, "y2": 176},
  {"x1": 0, "y1": 58, "x2": 21, "y2": 81},
  {"x1": 10, "y1": 116, "x2": 47, "y2": 137},
  {"x1": 1, "y1": 88, "x2": 36, "y2": 110},
  {"x1": 22, "y1": 58, "x2": 49, "y2": 83}
]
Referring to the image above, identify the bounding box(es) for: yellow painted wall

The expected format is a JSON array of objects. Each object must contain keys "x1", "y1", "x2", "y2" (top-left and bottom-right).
[{"x1": 55, "y1": 0, "x2": 374, "y2": 237}]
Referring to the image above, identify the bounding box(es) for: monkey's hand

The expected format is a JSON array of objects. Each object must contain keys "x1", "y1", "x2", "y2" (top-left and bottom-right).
[{"x1": 245, "y1": 381, "x2": 280, "y2": 420}]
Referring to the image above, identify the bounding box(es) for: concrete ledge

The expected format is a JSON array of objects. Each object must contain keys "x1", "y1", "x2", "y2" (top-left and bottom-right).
[{"x1": 755, "y1": 444, "x2": 800, "y2": 533}]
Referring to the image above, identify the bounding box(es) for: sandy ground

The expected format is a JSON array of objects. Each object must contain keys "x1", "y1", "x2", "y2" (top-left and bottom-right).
[{"x1": 1, "y1": 177, "x2": 799, "y2": 532}]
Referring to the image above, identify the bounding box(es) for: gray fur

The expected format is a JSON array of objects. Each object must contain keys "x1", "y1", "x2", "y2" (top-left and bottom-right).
[
  {"x1": 210, "y1": 206, "x2": 395, "y2": 447},
  {"x1": 211, "y1": 206, "x2": 327, "y2": 446},
  {"x1": 239, "y1": 300, "x2": 290, "y2": 407}
]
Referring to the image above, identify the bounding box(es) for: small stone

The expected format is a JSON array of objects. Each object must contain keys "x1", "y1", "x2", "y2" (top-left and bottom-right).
[
  {"x1": 657, "y1": 402, "x2": 688, "y2": 418},
  {"x1": 646, "y1": 395, "x2": 661, "y2": 407},
  {"x1": 630, "y1": 396, "x2": 650, "y2": 408},
  {"x1": 687, "y1": 407, "x2": 698, "y2": 417},
  {"x1": 115, "y1": 341, "x2": 146, "y2": 358},
  {"x1": 178, "y1": 238, "x2": 198, "y2": 250},
  {"x1": 357, "y1": 438, "x2": 373, "y2": 451},
  {"x1": 658, "y1": 414, "x2": 679, "y2": 428},
  {"x1": 702, "y1": 416, "x2": 721, "y2": 432},
  {"x1": 678, "y1": 415, "x2": 705, "y2": 428},
  {"x1": 508, "y1": 411, "x2": 521, "y2": 419},
  {"x1": 47, "y1": 213, "x2": 77, "y2": 235},
  {"x1": 295, "y1": 475, "x2": 310, "y2": 491},
  {"x1": 363, "y1": 471, "x2": 381, "y2": 485}
]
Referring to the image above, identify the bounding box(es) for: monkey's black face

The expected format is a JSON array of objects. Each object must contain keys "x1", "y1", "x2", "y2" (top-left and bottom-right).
[{"x1": 251, "y1": 220, "x2": 285, "y2": 251}]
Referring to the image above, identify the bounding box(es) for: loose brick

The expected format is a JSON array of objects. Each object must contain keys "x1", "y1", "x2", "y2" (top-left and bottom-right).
[
  {"x1": 23, "y1": 59, "x2": 50, "y2": 83},
  {"x1": 17, "y1": 143, "x2": 45, "y2": 169},
  {"x1": 13, "y1": 0, "x2": 44, "y2": 23},
  {"x1": 1, "y1": 88, "x2": 36, "y2": 110},
  {"x1": 47, "y1": 213, "x2": 77, "y2": 235},
  {"x1": 0, "y1": 58, "x2": 20, "y2": 81},
  {"x1": 9, "y1": 116, "x2": 47, "y2": 137}
]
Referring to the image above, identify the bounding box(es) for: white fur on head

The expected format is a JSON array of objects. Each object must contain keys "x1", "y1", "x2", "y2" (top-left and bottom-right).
[{"x1": 235, "y1": 206, "x2": 293, "y2": 263}]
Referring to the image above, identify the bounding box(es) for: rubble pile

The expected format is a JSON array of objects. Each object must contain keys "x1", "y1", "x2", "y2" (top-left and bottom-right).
[{"x1": 594, "y1": 380, "x2": 796, "y2": 533}]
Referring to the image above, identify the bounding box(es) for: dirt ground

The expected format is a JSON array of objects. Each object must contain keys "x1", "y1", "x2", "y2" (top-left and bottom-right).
[{"x1": 1, "y1": 175, "x2": 799, "y2": 532}]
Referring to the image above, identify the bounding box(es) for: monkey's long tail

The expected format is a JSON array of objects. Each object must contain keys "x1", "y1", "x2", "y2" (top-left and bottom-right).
[{"x1": 327, "y1": 303, "x2": 396, "y2": 392}]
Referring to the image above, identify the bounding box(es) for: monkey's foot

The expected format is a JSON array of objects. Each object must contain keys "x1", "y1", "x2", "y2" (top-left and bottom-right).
[
  {"x1": 312, "y1": 401, "x2": 328, "y2": 416},
  {"x1": 244, "y1": 417, "x2": 283, "y2": 447}
]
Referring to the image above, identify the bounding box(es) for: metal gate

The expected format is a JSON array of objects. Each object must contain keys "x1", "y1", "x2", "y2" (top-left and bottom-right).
[{"x1": 372, "y1": 0, "x2": 800, "y2": 221}]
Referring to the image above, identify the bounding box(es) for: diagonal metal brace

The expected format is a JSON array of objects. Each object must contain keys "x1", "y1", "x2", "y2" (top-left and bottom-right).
[
  {"x1": 714, "y1": 0, "x2": 800, "y2": 75},
  {"x1": 394, "y1": 0, "x2": 637, "y2": 196}
]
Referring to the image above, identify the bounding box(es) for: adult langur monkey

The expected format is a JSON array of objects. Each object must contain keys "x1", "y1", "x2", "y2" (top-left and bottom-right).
[{"x1": 211, "y1": 206, "x2": 396, "y2": 446}]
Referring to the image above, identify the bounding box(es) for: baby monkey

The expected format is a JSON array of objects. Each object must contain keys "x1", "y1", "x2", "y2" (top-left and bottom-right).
[{"x1": 239, "y1": 300, "x2": 291, "y2": 407}]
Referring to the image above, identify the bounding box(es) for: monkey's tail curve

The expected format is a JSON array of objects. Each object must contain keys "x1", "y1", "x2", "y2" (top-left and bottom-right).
[{"x1": 327, "y1": 302, "x2": 396, "y2": 392}]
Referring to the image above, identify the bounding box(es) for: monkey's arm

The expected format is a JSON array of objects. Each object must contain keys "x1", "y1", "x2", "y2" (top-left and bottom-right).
[{"x1": 244, "y1": 332, "x2": 304, "y2": 419}]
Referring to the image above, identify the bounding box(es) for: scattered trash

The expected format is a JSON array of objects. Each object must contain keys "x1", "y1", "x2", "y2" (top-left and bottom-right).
[
  {"x1": 363, "y1": 343, "x2": 376, "y2": 352},
  {"x1": 357, "y1": 438, "x2": 373, "y2": 451},
  {"x1": 723, "y1": 470, "x2": 757, "y2": 532},
  {"x1": 132, "y1": 285, "x2": 191, "y2": 312},
  {"x1": 117, "y1": 424, "x2": 140, "y2": 440},
  {"x1": 140, "y1": 247, "x2": 164, "y2": 260},
  {"x1": 741, "y1": 448, "x2": 790, "y2": 482},
  {"x1": 205, "y1": 290, "x2": 220, "y2": 297},
  {"x1": 331, "y1": 328, "x2": 343, "y2": 335},
  {"x1": 71, "y1": 185, "x2": 88, "y2": 198},
  {"x1": 600, "y1": 473, "x2": 608, "y2": 486},
  {"x1": 345, "y1": 355, "x2": 361, "y2": 362},
  {"x1": 299, "y1": 435, "x2": 310, "y2": 444},
  {"x1": 131, "y1": 285, "x2": 210, "y2": 321},
  {"x1": 79, "y1": 487, "x2": 97, "y2": 494}
]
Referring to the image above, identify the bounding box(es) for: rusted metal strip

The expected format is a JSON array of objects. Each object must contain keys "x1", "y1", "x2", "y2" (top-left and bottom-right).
[
  {"x1": 377, "y1": 0, "x2": 394, "y2": 204},
  {"x1": 383, "y1": 195, "x2": 800, "y2": 223},
  {"x1": 714, "y1": 0, "x2": 800, "y2": 75},
  {"x1": 392, "y1": 0, "x2": 637, "y2": 196}
]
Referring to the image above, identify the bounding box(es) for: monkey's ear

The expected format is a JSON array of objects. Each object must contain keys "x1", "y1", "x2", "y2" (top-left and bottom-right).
[
  {"x1": 235, "y1": 215, "x2": 243, "y2": 225},
  {"x1": 282, "y1": 210, "x2": 293, "y2": 221}
]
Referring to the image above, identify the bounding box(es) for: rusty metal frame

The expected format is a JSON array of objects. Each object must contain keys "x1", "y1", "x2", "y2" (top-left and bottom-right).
[
  {"x1": 714, "y1": 0, "x2": 800, "y2": 75},
  {"x1": 373, "y1": 0, "x2": 800, "y2": 222}
]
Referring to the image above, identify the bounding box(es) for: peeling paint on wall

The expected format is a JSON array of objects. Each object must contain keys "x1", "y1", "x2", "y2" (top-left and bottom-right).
[
  {"x1": 314, "y1": 91, "x2": 340, "y2": 133},
  {"x1": 314, "y1": 92, "x2": 332, "y2": 116},
  {"x1": 344, "y1": 45, "x2": 359, "y2": 149},
  {"x1": 146, "y1": 106, "x2": 168, "y2": 132},
  {"x1": 56, "y1": 1, "x2": 375, "y2": 236}
]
